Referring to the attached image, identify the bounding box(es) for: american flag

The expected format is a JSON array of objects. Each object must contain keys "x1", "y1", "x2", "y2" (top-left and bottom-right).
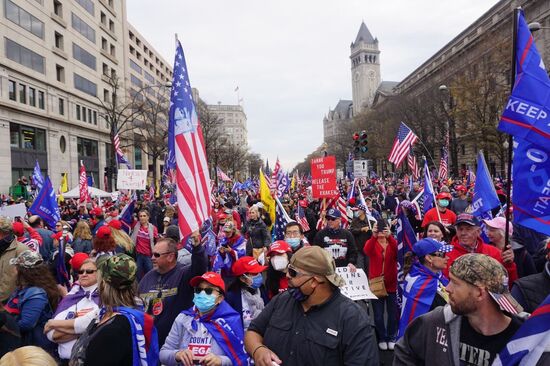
[
  {"x1": 79, "y1": 161, "x2": 89, "y2": 204},
  {"x1": 489, "y1": 292, "x2": 521, "y2": 315},
  {"x1": 438, "y1": 132, "x2": 449, "y2": 181},
  {"x1": 389, "y1": 122, "x2": 418, "y2": 168},
  {"x1": 270, "y1": 158, "x2": 281, "y2": 191},
  {"x1": 331, "y1": 182, "x2": 349, "y2": 228},
  {"x1": 273, "y1": 196, "x2": 293, "y2": 241},
  {"x1": 216, "y1": 167, "x2": 231, "y2": 182},
  {"x1": 113, "y1": 132, "x2": 132, "y2": 169},
  {"x1": 168, "y1": 40, "x2": 211, "y2": 238},
  {"x1": 466, "y1": 166, "x2": 476, "y2": 188},
  {"x1": 407, "y1": 149, "x2": 420, "y2": 179},
  {"x1": 295, "y1": 204, "x2": 310, "y2": 232}
]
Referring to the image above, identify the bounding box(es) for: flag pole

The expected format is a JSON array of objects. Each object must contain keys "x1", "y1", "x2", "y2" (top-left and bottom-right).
[
  {"x1": 424, "y1": 157, "x2": 442, "y2": 223},
  {"x1": 504, "y1": 8, "x2": 520, "y2": 248}
]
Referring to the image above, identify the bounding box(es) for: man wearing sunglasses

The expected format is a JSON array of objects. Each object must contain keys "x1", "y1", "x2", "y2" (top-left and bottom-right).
[
  {"x1": 138, "y1": 234, "x2": 208, "y2": 347},
  {"x1": 312, "y1": 208, "x2": 358, "y2": 272},
  {"x1": 245, "y1": 246, "x2": 379, "y2": 366}
]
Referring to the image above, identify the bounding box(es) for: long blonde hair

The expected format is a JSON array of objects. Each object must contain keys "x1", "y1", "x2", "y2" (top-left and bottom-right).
[
  {"x1": 73, "y1": 221, "x2": 92, "y2": 240},
  {"x1": 0, "y1": 346, "x2": 57, "y2": 366},
  {"x1": 110, "y1": 228, "x2": 134, "y2": 253}
]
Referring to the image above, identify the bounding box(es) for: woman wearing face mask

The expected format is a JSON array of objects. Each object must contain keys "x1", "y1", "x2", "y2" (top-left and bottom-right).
[
  {"x1": 265, "y1": 241, "x2": 293, "y2": 299},
  {"x1": 420, "y1": 192, "x2": 457, "y2": 228},
  {"x1": 160, "y1": 272, "x2": 249, "y2": 366},
  {"x1": 226, "y1": 257, "x2": 267, "y2": 330}
]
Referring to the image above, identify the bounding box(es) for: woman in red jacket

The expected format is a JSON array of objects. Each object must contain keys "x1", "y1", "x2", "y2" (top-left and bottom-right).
[{"x1": 363, "y1": 220, "x2": 398, "y2": 351}]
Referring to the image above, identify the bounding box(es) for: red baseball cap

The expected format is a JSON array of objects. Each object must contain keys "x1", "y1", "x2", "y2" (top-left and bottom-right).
[
  {"x1": 70, "y1": 252, "x2": 89, "y2": 271},
  {"x1": 232, "y1": 256, "x2": 268, "y2": 276},
  {"x1": 455, "y1": 185, "x2": 467, "y2": 192},
  {"x1": 51, "y1": 231, "x2": 70, "y2": 241},
  {"x1": 12, "y1": 222, "x2": 24, "y2": 236},
  {"x1": 90, "y1": 207, "x2": 103, "y2": 216},
  {"x1": 108, "y1": 219, "x2": 122, "y2": 230},
  {"x1": 190, "y1": 272, "x2": 225, "y2": 292},
  {"x1": 436, "y1": 192, "x2": 452, "y2": 200},
  {"x1": 96, "y1": 225, "x2": 112, "y2": 239},
  {"x1": 267, "y1": 240, "x2": 292, "y2": 256}
]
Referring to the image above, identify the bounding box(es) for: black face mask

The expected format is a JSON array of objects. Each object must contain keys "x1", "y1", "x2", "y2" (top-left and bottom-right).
[
  {"x1": 288, "y1": 277, "x2": 314, "y2": 302},
  {"x1": 0, "y1": 234, "x2": 15, "y2": 253}
]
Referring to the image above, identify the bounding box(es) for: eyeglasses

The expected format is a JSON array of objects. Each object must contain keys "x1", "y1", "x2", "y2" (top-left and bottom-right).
[
  {"x1": 78, "y1": 269, "x2": 97, "y2": 275},
  {"x1": 285, "y1": 230, "x2": 301, "y2": 238},
  {"x1": 287, "y1": 264, "x2": 309, "y2": 278},
  {"x1": 152, "y1": 251, "x2": 174, "y2": 258},
  {"x1": 194, "y1": 287, "x2": 218, "y2": 295},
  {"x1": 430, "y1": 252, "x2": 447, "y2": 258}
]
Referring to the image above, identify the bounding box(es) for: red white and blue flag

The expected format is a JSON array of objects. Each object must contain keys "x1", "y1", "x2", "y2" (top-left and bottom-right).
[
  {"x1": 389, "y1": 122, "x2": 418, "y2": 168},
  {"x1": 438, "y1": 132, "x2": 449, "y2": 181},
  {"x1": 408, "y1": 149, "x2": 420, "y2": 180},
  {"x1": 79, "y1": 161, "x2": 90, "y2": 204},
  {"x1": 295, "y1": 204, "x2": 310, "y2": 232},
  {"x1": 113, "y1": 132, "x2": 132, "y2": 169},
  {"x1": 270, "y1": 158, "x2": 281, "y2": 191},
  {"x1": 168, "y1": 40, "x2": 211, "y2": 238},
  {"x1": 216, "y1": 167, "x2": 232, "y2": 182}
]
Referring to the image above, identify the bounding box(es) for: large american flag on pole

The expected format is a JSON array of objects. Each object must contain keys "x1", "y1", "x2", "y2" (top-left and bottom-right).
[
  {"x1": 438, "y1": 132, "x2": 449, "y2": 181},
  {"x1": 113, "y1": 132, "x2": 132, "y2": 169},
  {"x1": 168, "y1": 39, "x2": 211, "y2": 238},
  {"x1": 407, "y1": 149, "x2": 420, "y2": 180},
  {"x1": 389, "y1": 122, "x2": 418, "y2": 168}
]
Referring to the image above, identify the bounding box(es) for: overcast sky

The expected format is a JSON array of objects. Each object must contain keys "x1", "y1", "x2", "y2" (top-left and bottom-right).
[{"x1": 127, "y1": 0, "x2": 499, "y2": 171}]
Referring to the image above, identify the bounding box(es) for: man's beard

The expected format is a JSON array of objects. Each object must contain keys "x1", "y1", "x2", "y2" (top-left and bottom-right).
[{"x1": 449, "y1": 296, "x2": 476, "y2": 315}]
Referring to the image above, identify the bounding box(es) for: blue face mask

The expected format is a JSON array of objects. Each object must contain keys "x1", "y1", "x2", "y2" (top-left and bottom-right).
[
  {"x1": 193, "y1": 291, "x2": 217, "y2": 313},
  {"x1": 438, "y1": 199, "x2": 450, "y2": 208},
  {"x1": 286, "y1": 238, "x2": 301, "y2": 249},
  {"x1": 248, "y1": 274, "x2": 263, "y2": 289}
]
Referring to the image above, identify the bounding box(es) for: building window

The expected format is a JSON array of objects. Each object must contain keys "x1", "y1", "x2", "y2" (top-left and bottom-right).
[
  {"x1": 76, "y1": 105, "x2": 81, "y2": 120},
  {"x1": 82, "y1": 106, "x2": 87, "y2": 122},
  {"x1": 93, "y1": 111, "x2": 97, "y2": 125},
  {"x1": 135, "y1": 147, "x2": 142, "y2": 169},
  {"x1": 38, "y1": 91, "x2": 44, "y2": 109},
  {"x1": 8, "y1": 80, "x2": 16, "y2": 101},
  {"x1": 143, "y1": 71, "x2": 154, "y2": 84},
  {"x1": 58, "y1": 98, "x2": 64, "y2": 115},
  {"x1": 5, "y1": 0, "x2": 45, "y2": 39},
  {"x1": 75, "y1": 0, "x2": 94, "y2": 15},
  {"x1": 54, "y1": 31, "x2": 63, "y2": 49},
  {"x1": 77, "y1": 137, "x2": 98, "y2": 157},
  {"x1": 53, "y1": 0, "x2": 62, "y2": 17},
  {"x1": 56, "y1": 64, "x2": 65, "y2": 82},
  {"x1": 10, "y1": 123, "x2": 46, "y2": 151},
  {"x1": 100, "y1": 11, "x2": 106, "y2": 25},
  {"x1": 109, "y1": 20, "x2": 114, "y2": 32},
  {"x1": 72, "y1": 43, "x2": 96, "y2": 70},
  {"x1": 29, "y1": 87, "x2": 36, "y2": 106},
  {"x1": 88, "y1": 109, "x2": 92, "y2": 123},
  {"x1": 103, "y1": 89, "x2": 109, "y2": 102},
  {"x1": 5, "y1": 38, "x2": 45, "y2": 74},
  {"x1": 101, "y1": 37, "x2": 107, "y2": 51},
  {"x1": 59, "y1": 135, "x2": 66, "y2": 153},
  {"x1": 102, "y1": 63, "x2": 109, "y2": 76},
  {"x1": 130, "y1": 59, "x2": 141, "y2": 74},
  {"x1": 74, "y1": 73, "x2": 97, "y2": 96},
  {"x1": 71, "y1": 12, "x2": 95, "y2": 43},
  {"x1": 130, "y1": 74, "x2": 142, "y2": 88},
  {"x1": 19, "y1": 84, "x2": 26, "y2": 104},
  {"x1": 109, "y1": 44, "x2": 115, "y2": 57}
]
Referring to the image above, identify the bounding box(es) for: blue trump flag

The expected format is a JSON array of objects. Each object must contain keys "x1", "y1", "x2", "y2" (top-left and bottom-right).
[
  {"x1": 29, "y1": 176, "x2": 60, "y2": 229},
  {"x1": 498, "y1": 10, "x2": 550, "y2": 148},
  {"x1": 32, "y1": 160, "x2": 44, "y2": 192},
  {"x1": 422, "y1": 160, "x2": 434, "y2": 214},
  {"x1": 511, "y1": 138, "x2": 550, "y2": 235},
  {"x1": 471, "y1": 151, "x2": 500, "y2": 218}
]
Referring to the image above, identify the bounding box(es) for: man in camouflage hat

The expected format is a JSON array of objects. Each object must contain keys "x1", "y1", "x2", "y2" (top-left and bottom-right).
[
  {"x1": 395, "y1": 253, "x2": 526, "y2": 366},
  {"x1": 245, "y1": 246, "x2": 378, "y2": 366},
  {"x1": 98, "y1": 253, "x2": 137, "y2": 290}
]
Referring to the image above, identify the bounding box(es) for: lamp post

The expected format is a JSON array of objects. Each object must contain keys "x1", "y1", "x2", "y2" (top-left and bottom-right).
[{"x1": 438, "y1": 84, "x2": 459, "y2": 177}]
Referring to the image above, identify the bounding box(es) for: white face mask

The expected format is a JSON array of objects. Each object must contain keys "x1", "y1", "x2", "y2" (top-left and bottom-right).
[{"x1": 270, "y1": 255, "x2": 289, "y2": 271}]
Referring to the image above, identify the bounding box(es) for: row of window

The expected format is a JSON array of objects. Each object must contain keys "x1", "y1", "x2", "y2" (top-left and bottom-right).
[
  {"x1": 75, "y1": 0, "x2": 94, "y2": 16},
  {"x1": 5, "y1": 0, "x2": 44, "y2": 39},
  {"x1": 5, "y1": 38, "x2": 45, "y2": 74},
  {"x1": 75, "y1": 104, "x2": 98, "y2": 125},
  {"x1": 71, "y1": 12, "x2": 95, "y2": 43},
  {"x1": 10, "y1": 123, "x2": 46, "y2": 152},
  {"x1": 8, "y1": 80, "x2": 45, "y2": 109}
]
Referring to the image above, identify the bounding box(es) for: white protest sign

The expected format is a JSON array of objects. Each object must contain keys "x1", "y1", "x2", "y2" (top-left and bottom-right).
[
  {"x1": 336, "y1": 267, "x2": 378, "y2": 300},
  {"x1": 116, "y1": 170, "x2": 148, "y2": 190},
  {"x1": 0, "y1": 203, "x2": 27, "y2": 219}
]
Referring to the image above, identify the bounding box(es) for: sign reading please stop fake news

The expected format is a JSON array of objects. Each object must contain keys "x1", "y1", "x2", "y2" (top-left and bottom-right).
[{"x1": 311, "y1": 156, "x2": 338, "y2": 198}]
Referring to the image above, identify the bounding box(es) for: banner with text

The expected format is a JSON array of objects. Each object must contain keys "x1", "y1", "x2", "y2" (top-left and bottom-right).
[
  {"x1": 311, "y1": 156, "x2": 337, "y2": 198},
  {"x1": 117, "y1": 169, "x2": 148, "y2": 190},
  {"x1": 336, "y1": 267, "x2": 378, "y2": 300}
]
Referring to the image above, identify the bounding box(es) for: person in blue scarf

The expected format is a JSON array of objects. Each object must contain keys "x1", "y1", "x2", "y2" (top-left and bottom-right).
[
  {"x1": 69, "y1": 254, "x2": 159, "y2": 366},
  {"x1": 160, "y1": 272, "x2": 248, "y2": 366},
  {"x1": 398, "y1": 238, "x2": 453, "y2": 339}
]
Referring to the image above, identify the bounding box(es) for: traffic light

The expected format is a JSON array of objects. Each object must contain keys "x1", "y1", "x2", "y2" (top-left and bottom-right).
[
  {"x1": 359, "y1": 130, "x2": 368, "y2": 153},
  {"x1": 352, "y1": 132, "x2": 361, "y2": 154}
]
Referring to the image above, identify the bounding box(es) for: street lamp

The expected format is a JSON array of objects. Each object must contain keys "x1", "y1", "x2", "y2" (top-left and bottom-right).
[{"x1": 528, "y1": 22, "x2": 550, "y2": 32}]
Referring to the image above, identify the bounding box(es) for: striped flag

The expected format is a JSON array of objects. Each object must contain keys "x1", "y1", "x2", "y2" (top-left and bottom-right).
[
  {"x1": 79, "y1": 161, "x2": 90, "y2": 204},
  {"x1": 270, "y1": 158, "x2": 281, "y2": 191},
  {"x1": 295, "y1": 204, "x2": 310, "y2": 232},
  {"x1": 438, "y1": 132, "x2": 449, "y2": 180},
  {"x1": 407, "y1": 149, "x2": 420, "y2": 179},
  {"x1": 389, "y1": 122, "x2": 418, "y2": 168},
  {"x1": 216, "y1": 167, "x2": 232, "y2": 182},
  {"x1": 113, "y1": 132, "x2": 132, "y2": 169},
  {"x1": 273, "y1": 196, "x2": 293, "y2": 241},
  {"x1": 168, "y1": 40, "x2": 212, "y2": 238}
]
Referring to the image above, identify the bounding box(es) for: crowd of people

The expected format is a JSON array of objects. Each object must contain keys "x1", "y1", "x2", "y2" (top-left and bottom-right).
[{"x1": 0, "y1": 173, "x2": 549, "y2": 366}]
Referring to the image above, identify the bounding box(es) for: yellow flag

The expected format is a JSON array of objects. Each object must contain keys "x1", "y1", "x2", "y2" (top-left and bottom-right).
[
  {"x1": 259, "y1": 169, "x2": 275, "y2": 228},
  {"x1": 58, "y1": 173, "x2": 68, "y2": 202},
  {"x1": 290, "y1": 174, "x2": 296, "y2": 190}
]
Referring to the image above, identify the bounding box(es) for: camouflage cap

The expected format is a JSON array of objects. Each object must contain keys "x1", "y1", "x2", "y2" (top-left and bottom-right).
[
  {"x1": 9, "y1": 250, "x2": 43, "y2": 268},
  {"x1": 98, "y1": 253, "x2": 137, "y2": 290},
  {"x1": 450, "y1": 253, "x2": 522, "y2": 314}
]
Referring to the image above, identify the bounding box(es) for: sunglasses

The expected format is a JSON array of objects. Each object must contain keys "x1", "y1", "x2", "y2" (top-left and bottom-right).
[
  {"x1": 287, "y1": 264, "x2": 309, "y2": 278},
  {"x1": 430, "y1": 252, "x2": 447, "y2": 258},
  {"x1": 152, "y1": 251, "x2": 174, "y2": 258},
  {"x1": 194, "y1": 287, "x2": 218, "y2": 295},
  {"x1": 78, "y1": 269, "x2": 97, "y2": 275}
]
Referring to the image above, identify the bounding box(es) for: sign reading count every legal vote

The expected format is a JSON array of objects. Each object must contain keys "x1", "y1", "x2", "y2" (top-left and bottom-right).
[{"x1": 311, "y1": 156, "x2": 337, "y2": 198}]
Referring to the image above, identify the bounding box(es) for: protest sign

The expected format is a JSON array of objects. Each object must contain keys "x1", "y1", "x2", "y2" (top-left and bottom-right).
[
  {"x1": 336, "y1": 267, "x2": 378, "y2": 300},
  {"x1": 0, "y1": 203, "x2": 27, "y2": 219},
  {"x1": 117, "y1": 170, "x2": 148, "y2": 190},
  {"x1": 311, "y1": 156, "x2": 337, "y2": 198}
]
